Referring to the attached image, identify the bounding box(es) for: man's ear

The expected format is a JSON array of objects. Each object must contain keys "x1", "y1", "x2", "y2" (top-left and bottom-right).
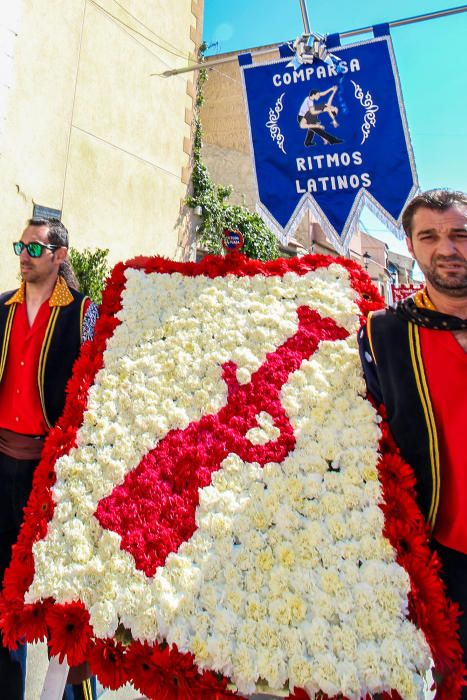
[
  {"x1": 406, "y1": 236, "x2": 414, "y2": 257},
  {"x1": 54, "y1": 246, "x2": 68, "y2": 264}
]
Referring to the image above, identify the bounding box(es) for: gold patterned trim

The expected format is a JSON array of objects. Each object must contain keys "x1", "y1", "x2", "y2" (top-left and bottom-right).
[
  {"x1": 37, "y1": 307, "x2": 61, "y2": 429},
  {"x1": 49, "y1": 275, "x2": 74, "y2": 307},
  {"x1": 5, "y1": 276, "x2": 73, "y2": 308},
  {"x1": 408, "y1": 323, "x2": 440, "y2": 527},
  {"x1": 5, "y1": 282, "x2": 25, "y2": 305},
  {"x1": 366, "y1": 311, "x2": 377, "y2": 366},
  {"x1": 0, "y1": 305, "x2": 16, "y2": 381},
  {"x1": 414, "y1": 287, "x2": 436, "y2": 311}
]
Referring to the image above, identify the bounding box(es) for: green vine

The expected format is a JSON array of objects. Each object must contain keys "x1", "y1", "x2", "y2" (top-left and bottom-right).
[
  {"x1": 187, "y1": 44, "x2": 279, "y2": 261},
  {"x1": 69, "y1": 247, "x2": 110, "y2": 304}
]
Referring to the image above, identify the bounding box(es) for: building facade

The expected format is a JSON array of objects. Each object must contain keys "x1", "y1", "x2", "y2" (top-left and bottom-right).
[{"x1": 0, "y1": 0, "x2": 203, "y2": 287}]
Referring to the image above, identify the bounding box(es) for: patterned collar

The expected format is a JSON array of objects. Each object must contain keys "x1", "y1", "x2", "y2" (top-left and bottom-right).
[
  {"x1": 413, "y1": 286, "x2": 437, "y2": 311},
  {"x1": 393, "y1": 286, "x2": 467, "y2": 331},
  {"x1": 5, "y1": 276, "x2": 74, "y2": 307}
]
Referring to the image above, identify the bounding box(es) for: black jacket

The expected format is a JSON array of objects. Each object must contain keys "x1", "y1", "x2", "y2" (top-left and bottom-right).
[
  {"x1": 358, "y1": 308, "x2": 441, "y2": 528},
  {"x1": 0, "y1": 287, "x2": 90, "y2": 430}
]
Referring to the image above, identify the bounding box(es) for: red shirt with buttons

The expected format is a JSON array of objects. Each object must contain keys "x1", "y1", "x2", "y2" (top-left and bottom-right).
[{"x1": 0, "y1": 279, "x2": 91, "y2": 436}]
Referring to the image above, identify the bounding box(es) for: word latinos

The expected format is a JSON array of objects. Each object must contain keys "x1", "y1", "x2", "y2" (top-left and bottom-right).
[{"x1": 295, "y1": 173, "x2": 371, "y2": 193}]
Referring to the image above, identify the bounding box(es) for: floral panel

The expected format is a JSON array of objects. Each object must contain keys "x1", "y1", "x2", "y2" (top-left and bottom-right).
[{"x1": 0, "y1": 254, "x2": 463, "y2": 700}]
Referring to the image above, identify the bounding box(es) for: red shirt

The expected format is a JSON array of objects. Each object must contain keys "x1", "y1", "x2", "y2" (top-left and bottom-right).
[
  {"x1": 420, "y1": 327, "x2": 467, "y2": 554},
  {"x1": 0, "y1": 299, "x2": 51, "y2": 435},
  {"x1": 0, "y1": 278, "x2": 89, "y2": 436}
]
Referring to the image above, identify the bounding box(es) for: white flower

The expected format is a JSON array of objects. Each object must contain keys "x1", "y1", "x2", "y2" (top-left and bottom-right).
[
  {"x1": 245, "y1": 411, "x2": 280, "y2": 444},
  {"x1": 89, "y1": 600, "x2": 119, "y2": 638},
  {"x1": 313, "y1": 651, "x2": 341, "y2": 697},
  {"x1": 232, "y1": 645, "x2": 258, "y2": 694},
  {"x1": 257, "y1": 646, "x2": 288, "y2": 690}
]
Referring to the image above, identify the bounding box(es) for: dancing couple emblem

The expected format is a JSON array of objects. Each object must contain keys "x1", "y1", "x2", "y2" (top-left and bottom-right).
[{"x1": 297, "y1": 85, "x2": 344, "y2": 147}]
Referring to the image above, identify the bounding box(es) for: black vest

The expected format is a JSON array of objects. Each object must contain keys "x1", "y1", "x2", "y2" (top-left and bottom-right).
[
  {"x1": 361, "y1": 308, "x2": 441, "y2": 528},
  {"x1": 0, "y1": 287, "x2": 89, "y2": 430}
]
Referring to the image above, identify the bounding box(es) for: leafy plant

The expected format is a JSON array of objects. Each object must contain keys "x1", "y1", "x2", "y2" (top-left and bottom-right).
[
  {"x1": 69, "y1": 247, "x2": 110, "y2": 304},
  {"x1": 187, "y1": 46, "x2": 279, "y2": 262}
]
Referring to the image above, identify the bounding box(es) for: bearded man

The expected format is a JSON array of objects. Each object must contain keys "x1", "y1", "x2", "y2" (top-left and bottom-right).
[{"x1": 358, "y1": 189, "x2": 467, "y2": 697}]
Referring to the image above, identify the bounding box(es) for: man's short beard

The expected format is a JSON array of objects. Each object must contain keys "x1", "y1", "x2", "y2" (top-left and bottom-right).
[
  {"x1": 421, "y1": 256, "x2": 467, "y2": 298},
  {"x1": 426, "y1": 273, "x2": 467, "y2": 297}
]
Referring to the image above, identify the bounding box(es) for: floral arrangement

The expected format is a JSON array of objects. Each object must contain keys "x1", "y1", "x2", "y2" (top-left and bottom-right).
[{"x1": 0, "y1": 253, "x2": 463, "y2": 700}]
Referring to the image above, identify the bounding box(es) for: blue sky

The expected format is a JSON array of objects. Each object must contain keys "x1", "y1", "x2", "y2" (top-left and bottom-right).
[{"x1": 202, "y1": 1, "x2": 466, "y2": 257}]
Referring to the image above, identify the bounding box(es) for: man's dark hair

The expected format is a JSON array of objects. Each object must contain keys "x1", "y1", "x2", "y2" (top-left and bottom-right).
[
  {"x1": 27, "y1": 217, "x2": 79, "y2": 289},
  {"x1": 28, "y1": 217, "x2": 69, "y2": 247},
  {"x1": 402, "y1": 189, "x2": 467, "y2": 238}
]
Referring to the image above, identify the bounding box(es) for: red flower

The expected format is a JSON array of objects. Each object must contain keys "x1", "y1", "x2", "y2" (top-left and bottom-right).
[
  {"x1": 124, "y1": 641, "x2": 175, "y2": 699},
  {"x1": 288, "y1": 688, "x2": 309, "y2": 699},
  {"x1": 0, "y1": 601, "x2": 24, "y2": 650},
  {"x1": 47, "y1": 602, "x2": 92, "y2": 666},
  {"x1": 89, "y1": 638, "x2": 128, "y2": 691},
  {"x1": 24, "y1": 486, "x2": 54, "y2": 520},
  {"x1": 124, "y1": 641, "x2": 231, "y2": 700},
  {"x1": 378, "y1": 452, "x2": 417, "y2": 493},
  {"x1": 0, "y1": 597, "x2": 49, "y2": 648},
  {"x1": 17, "y1": 602, "x2": 51, "y2": 643},
  {"x1": 2, "y1": 555, "x2": 34, "y2": 602},
  {"x1": 41, "y1": 430, "x2": 73, "y2": 461}
]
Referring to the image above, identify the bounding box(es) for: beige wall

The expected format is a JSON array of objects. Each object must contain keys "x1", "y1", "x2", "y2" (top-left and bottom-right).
[{"x1": 0, "y1": 0, "x2": 203, "y2": 288}]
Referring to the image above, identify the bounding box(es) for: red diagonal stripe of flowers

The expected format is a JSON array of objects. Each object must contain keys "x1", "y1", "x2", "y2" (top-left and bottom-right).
[{"x1": 95, "y1": 306, "x2": 349, "y2": 578}]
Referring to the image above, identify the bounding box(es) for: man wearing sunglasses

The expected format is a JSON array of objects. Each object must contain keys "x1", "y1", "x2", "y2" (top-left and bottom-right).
[{"x1": 0, "y1": 218, "x2": 98, "y2": 700}]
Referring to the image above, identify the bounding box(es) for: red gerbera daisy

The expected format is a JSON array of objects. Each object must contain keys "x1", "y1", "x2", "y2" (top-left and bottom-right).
[
  {"x1": 197, "y1": 669, "x2": 233, "y2": 699},
  {"x1": 378, "y1": 452, "x2": 417, "y2": 493},
  {"x1": 0, "y1": 601, "x2": 24, "y2": 650},
  {"x1": 2, "y1": 557, "x2": 34, "y2": 603},
  {"x1": 124, "y1": 640, "x2": 167, "y2": 698},
  {"x1": 124, "y1": 640, "x2": 232, "y2": 700},
  {"x1": 89, "y1": 638, "x2": 128, "y2": 691},
  {"x1": 17, "y1": 601, "x2": 50, "y2": 643},
  {"x1": 23, "y1": 486, "x2": 54, "y2": 523},
  {"x1": 47, "y1": 602, "x2": 92, "y2": 666}
]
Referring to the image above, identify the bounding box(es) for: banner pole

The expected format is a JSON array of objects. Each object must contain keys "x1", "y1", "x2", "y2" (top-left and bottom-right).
[
  {"x1": 298, "y1": 0, "x2": 312, "y2": 35},
  {"x1": 158, "y1": 4, "x2": 467, "y2": 77}
]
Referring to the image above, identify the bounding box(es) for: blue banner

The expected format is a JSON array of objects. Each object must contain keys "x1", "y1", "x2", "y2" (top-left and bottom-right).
[{"x1": 239, "y1": 35, "x2": 418, "y2": 250}]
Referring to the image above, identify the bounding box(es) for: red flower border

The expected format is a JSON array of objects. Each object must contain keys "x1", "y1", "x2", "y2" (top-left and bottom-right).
[
  {"x1": 376, "y1": 411, "x2": 465, "y2": 699},
  {"x1": 0, "y1": 253, "x2": 463, "y2": 699}
]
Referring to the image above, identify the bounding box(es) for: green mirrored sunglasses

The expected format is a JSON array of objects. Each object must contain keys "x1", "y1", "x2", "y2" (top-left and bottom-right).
[{"x1": 13, "y1": 241, "x2": 59, "y2": 258}]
